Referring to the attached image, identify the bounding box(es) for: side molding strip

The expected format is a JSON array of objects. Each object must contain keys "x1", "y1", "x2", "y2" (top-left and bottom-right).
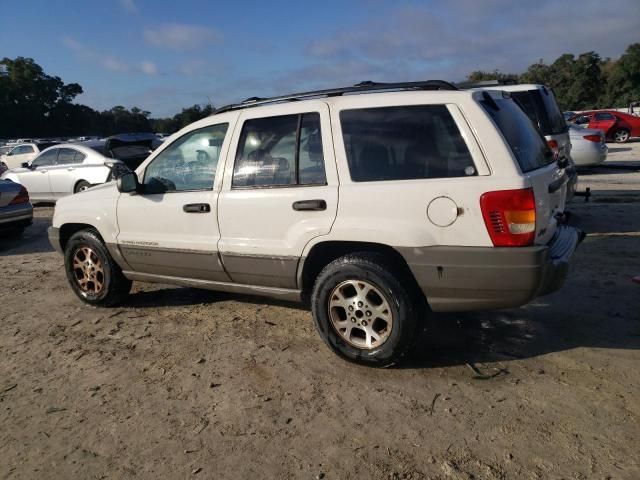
[{"x1": 122, "y1": 271, "x2": 302, "y2": 302}]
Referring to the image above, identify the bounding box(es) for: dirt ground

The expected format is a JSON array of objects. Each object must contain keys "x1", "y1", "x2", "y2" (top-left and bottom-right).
[{"x1": 1, "y1": 143, "x2": 639, "y2": 480}]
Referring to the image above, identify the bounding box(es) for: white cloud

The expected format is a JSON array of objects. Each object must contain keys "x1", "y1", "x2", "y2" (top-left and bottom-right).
[
  {"x1": 140, "y1": 60, "x2": 158, "y2": 75},
  {"x1": 143, "y1": 23, "x2": 222, "y2": 51},
  {"x1": 304, "y1": 0, "x2": 640, "y2": 82},
  {"x1": 62, "y1": 36, "x2": 156, "y2": 75},
  {"x1": 118, "y1": 0, "x2": 138, "y2": 14}
]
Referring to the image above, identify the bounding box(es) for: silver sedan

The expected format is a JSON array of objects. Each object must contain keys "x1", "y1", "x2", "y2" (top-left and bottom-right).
[
  {"x1": 569, "y1": 123, "x2": 608, "y2": 167},
  {"x1": 0, "y1": 144, "x2": 128, "y2": 202},
  {"x1": 0, "y1": 179, "x2": 33, "y2": 236}
]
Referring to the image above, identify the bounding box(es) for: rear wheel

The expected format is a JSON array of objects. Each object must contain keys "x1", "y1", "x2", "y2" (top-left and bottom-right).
[
  {"x1": 74, "y1": 180, "x2": 91, "y2": 193},
  {"x1": 64, "y1": 229, "x2": 131, "y2": 306},
  {"x1": 311, "y1": 253, "x2": 420, "y2": 367},
  {"x1": 613, "y1": 129, "x2": 630, "y2": 143}
]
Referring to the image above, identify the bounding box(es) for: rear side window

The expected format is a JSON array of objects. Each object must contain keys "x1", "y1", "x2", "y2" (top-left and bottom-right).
[
  {"x1": 56, "y1": 148, "x2": 85, "y2": 165},
  {"x1": 339, "y1": 105, "x2": 476, "y2": 182},
  {"x1": 482, "y1": 97, "x2": 554, "y2": 173},
  {"x1": 595, "y1": 112, "x2": 615, "y2": 121},
  {"x1": 233, "y1": 112, "x2": 326, "y2": 188},
  {"x1": 512, "y1": 89, "x2": 565, "y2": 136}
]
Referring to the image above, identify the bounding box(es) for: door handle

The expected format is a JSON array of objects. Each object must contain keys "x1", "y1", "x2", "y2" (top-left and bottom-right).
[
  {"x1": 183, "y1": 203, "x2": 211, "y2": 213},
  {"x1": 40, "y1": 170, "x2": 48, "y2": 173},
  {"x1": 67, "y1": 167, "x2": 75, "y2": 171},
  {"x1": 292, "y1": 199, "x2": 327, "y2": 211}
]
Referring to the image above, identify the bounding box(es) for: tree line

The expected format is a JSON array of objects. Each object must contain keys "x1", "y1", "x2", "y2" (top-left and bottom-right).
[{"x1": 1, "y1": 43, "x2": 639, "y2": 138}]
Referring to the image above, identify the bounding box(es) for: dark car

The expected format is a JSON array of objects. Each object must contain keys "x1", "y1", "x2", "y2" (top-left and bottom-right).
[{"x1": 0, "y1": 179, "x2": 33, "y2": 236}]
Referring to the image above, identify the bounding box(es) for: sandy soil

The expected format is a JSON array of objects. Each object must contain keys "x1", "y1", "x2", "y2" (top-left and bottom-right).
[{"x1": 1, "y1": 142, "x2": 639, "y2": 479}]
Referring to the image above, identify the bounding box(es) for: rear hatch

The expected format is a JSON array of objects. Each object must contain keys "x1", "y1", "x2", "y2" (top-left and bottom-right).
[
  {"x1": 480, "y1": 92, "x2": 566, "y2": 245},
  {"x1": 510, "y1": 88, "x2": 570, "y2": 160},
  {"x1": 104, "y1": 133, "x2": 163, "y2": 170}
]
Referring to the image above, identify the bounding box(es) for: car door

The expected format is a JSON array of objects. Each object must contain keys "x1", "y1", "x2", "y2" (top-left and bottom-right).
[
  {"x1": 217, "y1": 101, "x2": 338, "y2": 289},
  {"x1": 116, "y1": 122, "x2": 232, "y2": 281},
  {"x1": 48, "y1": 147, "x2": 85, "y2": 198},
  {"x1": 15, "y1": 148, "x2": 59, "y2": 201},
  {"x1": 591, "y1": 112, "x2": 617, "y2": 136}
]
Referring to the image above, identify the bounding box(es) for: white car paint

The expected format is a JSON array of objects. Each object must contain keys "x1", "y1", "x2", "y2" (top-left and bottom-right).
[
  {"x1": 1, "y1": 144, "x2": 124, "y2": 202},
  {"x1": 1, "y1": 143, "x2": 41, "y2": 169},
  {"x1": 53, "y1": 89, "x2": 565, "y2": 260}
]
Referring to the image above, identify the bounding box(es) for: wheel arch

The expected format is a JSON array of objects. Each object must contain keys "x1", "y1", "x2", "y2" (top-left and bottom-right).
[
  {"x1": 73, "y1": 179, "x2": 91, "y2": 193},
  {"x1": 297, "y1": 240, "x2": 425, "y2": 303},
  {"x1": 59, "y1": 223, "x2": 103, "y2": 252}
]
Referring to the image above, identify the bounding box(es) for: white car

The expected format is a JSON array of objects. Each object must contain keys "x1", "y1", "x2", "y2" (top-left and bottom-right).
[
  {"x1": 1, "y1": 143, "x2": 127, "y2": 202},
  {"x1": 0, "y1": 142, "x2": 58, "y2": 170},
  {"x1": 568, "y1": 123, "x2": 608, "y2": 167},
  {"x1": 48, "y1": 80, "x2": 583, "y2": 366}
]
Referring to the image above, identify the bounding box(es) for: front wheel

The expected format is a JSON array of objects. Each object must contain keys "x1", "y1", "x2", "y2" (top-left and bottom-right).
[
  {"x1": 613, "y1": 129, "x2": 630, "y2": 143},
  {"x1": 64, "y1": 229, "x2": 132, "y2": 306},
  {"x1": 311, "y1": 253, "x2": 421, "y2": 367}
]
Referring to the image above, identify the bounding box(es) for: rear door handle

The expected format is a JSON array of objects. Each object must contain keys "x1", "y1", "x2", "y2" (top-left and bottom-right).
[
  {"x1": 183, "y1": 203, "x2": 211, "y2": 213},
  {"x1": 292, "y1": 199, "x2": 327, "y2": 211}
]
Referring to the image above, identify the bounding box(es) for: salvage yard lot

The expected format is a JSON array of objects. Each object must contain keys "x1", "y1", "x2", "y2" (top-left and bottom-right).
[{"x1": 1, "y1": 145, "x2": 639, "y2": 479}]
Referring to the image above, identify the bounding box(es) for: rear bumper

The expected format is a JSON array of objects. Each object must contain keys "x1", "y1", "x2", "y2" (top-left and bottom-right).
[
  {"x1": 398, "y1": 226, "x2": 584, "y2": 312},
  {"x1": 0, "y1": 203, "x2": 33, "y2": 230}
]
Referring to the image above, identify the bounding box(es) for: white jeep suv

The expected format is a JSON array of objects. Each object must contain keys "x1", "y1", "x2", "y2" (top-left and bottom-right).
[{"x1": 48, "y1": 81, "x2": 583, "y2": 366}]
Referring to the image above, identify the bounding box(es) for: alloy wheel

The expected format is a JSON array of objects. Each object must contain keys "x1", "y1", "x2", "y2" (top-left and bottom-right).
[
  {"x1": 72, "y1": 246, "x2": 105, "y2": 294},
  {"x1": 328, "y1": 279, "x2": 393, "y2": 349}
]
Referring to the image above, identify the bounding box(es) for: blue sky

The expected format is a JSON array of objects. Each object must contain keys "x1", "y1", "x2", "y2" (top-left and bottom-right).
[{"x1": 2, "y1": 0, "x2": 639, "y2": 117}]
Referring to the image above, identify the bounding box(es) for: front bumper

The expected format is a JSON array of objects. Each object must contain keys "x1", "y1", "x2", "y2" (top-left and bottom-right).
[
  {"x1": 398, "y1": 226, "x2": 584, "y2": 312},
  {"x1": 48, "y1": 226, "x2": 63, "y2": 254}
]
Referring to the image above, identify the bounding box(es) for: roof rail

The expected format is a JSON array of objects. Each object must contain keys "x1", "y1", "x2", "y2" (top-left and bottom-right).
[
  {"x1": 456, "y1": 78, "x2": 519, "y2": 89},
  {"x1": 213, "y1": 80, "x2": 458, "y2": 114}
]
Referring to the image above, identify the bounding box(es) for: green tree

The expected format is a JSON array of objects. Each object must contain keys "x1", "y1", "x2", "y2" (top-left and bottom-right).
[{"x1": 601, "y1": 43, "x2": 640, "y2": 108}]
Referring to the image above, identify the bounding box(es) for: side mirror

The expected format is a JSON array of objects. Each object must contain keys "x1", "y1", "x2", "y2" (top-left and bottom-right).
[
  {"x1": 21, "y1": 162, "x2": 30, "y2": 168},
  {"x1": 117, "y1": 171, "x2": 140, "y2": 193}
]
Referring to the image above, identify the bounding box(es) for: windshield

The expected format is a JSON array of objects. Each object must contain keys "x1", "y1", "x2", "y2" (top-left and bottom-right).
[
  {"x1": 481, "y1": 96, "x2": 555, "y2": 173},
  {"x1": 0, "y1": 146, "x2": 11, "y2": 155}
]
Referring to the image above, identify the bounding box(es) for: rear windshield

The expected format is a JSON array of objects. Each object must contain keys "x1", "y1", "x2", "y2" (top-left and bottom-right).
[
  {"x1": 481, "y1": 97, "x2": 555, "y2": 173},
  {"x1": 511, "y1": 89, "x2": 566, "y2": 136}
]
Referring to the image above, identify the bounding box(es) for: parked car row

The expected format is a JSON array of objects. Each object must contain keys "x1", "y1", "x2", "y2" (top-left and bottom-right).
[{"x1": 567, "y1": 110, "x2": 640, "y2": 143}]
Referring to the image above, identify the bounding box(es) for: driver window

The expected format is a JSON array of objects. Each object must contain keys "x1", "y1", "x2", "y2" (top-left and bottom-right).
[
  {"x1": 143, "y1": 123, "x2": 228, "y2": 193},
  {"x1": 31, "y1": 149, "x2": 59, "y2": 167}
]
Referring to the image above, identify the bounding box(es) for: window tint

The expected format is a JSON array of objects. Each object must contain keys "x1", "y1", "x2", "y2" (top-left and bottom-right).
[
  {"x1": 511, "y1": 90, "x2": 566, "y2": 136},
  {"x1": 56, "y1": 148, "x2": 84, "y2": 165},
  {"x1": 20, "y1": 145, "x2": 35, "y2": 154},
  {"x1": 143, "y1": 123, "x2": 228, "y2": 193},
  {"x1": 595, "y1": 112, "x2": 615, "y2": 121},
  {"x1": 233, "y1": 113, "x2": 326, "y2": 188},
  {"x1": 32, "y1": 149, "x2": 59, "y2": 167},
  {"x1": 339, "y1": 105, "x2": 476, "y2": 182},
  {"x1": 482, "y1": 98, "x2": 554, "y2": 173}
]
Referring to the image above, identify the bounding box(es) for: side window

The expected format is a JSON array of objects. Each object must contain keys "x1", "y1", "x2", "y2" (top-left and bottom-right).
[
  {"x1": 574, "y1": 114, "x2": 591, "y2": 125},
  {"x1": 32, "y1": 149, "x2": 59, "y2": 167},
  {"x1": 233, "y1": 112, "x2": 326, "y2": 188},
  {"x1": 340, "y1": 105, "x2": 476, "y2": 182},
  {"x1": 20, "y1": 145, "x2": 35, "y2": 154},
  {"x1": 143, "y1": 123, "x2": 228, "y2": 193},
  {"x1": 56, "y1": 148, "x2": 84, "y2": 165},
  {"x1": 595, "y1": 112, "x2": 614, "y2": 121}
]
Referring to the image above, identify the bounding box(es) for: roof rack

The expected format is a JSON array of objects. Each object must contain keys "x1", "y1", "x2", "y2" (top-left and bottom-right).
[
  {"x1": 213, "y1": 80, "x2": 458, "y2": 114},
  {"x1": 455, "y1": 79, "x2": 519, "y2": 89}
]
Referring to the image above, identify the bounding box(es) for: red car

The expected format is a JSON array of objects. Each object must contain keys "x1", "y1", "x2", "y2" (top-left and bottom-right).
[{"x1": 569, "y1": 110, "x2": 640, "y2": 143}]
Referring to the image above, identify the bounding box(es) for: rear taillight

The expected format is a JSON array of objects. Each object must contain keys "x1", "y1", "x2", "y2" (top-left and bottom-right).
[
  {"x1": 547, "y1": 139, "x2": 559, "y2": 160},
  {"x1": 480, "y1": 188, "x2": 536, "y2": 247},
  {"x1": 9, "y1": 186, "x2": 29, "y2": 205},
  {"x1": 583, "y1": 134, "x2": 601, "y2": 142}
]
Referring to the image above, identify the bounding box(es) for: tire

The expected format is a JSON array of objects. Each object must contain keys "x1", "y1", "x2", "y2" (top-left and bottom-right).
[
  {"x1": 613, "y1": 129, "x2": 630, "y2": 143},
  {"x1": 311, "y1": 252, "x2": 421, "y2": 367},
  {"x1": 64, "y1": 229, "x2": 132, "y2": 306},
  {"x1": 74, "y1": 180, "x2": 91, "y2": 193}
]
